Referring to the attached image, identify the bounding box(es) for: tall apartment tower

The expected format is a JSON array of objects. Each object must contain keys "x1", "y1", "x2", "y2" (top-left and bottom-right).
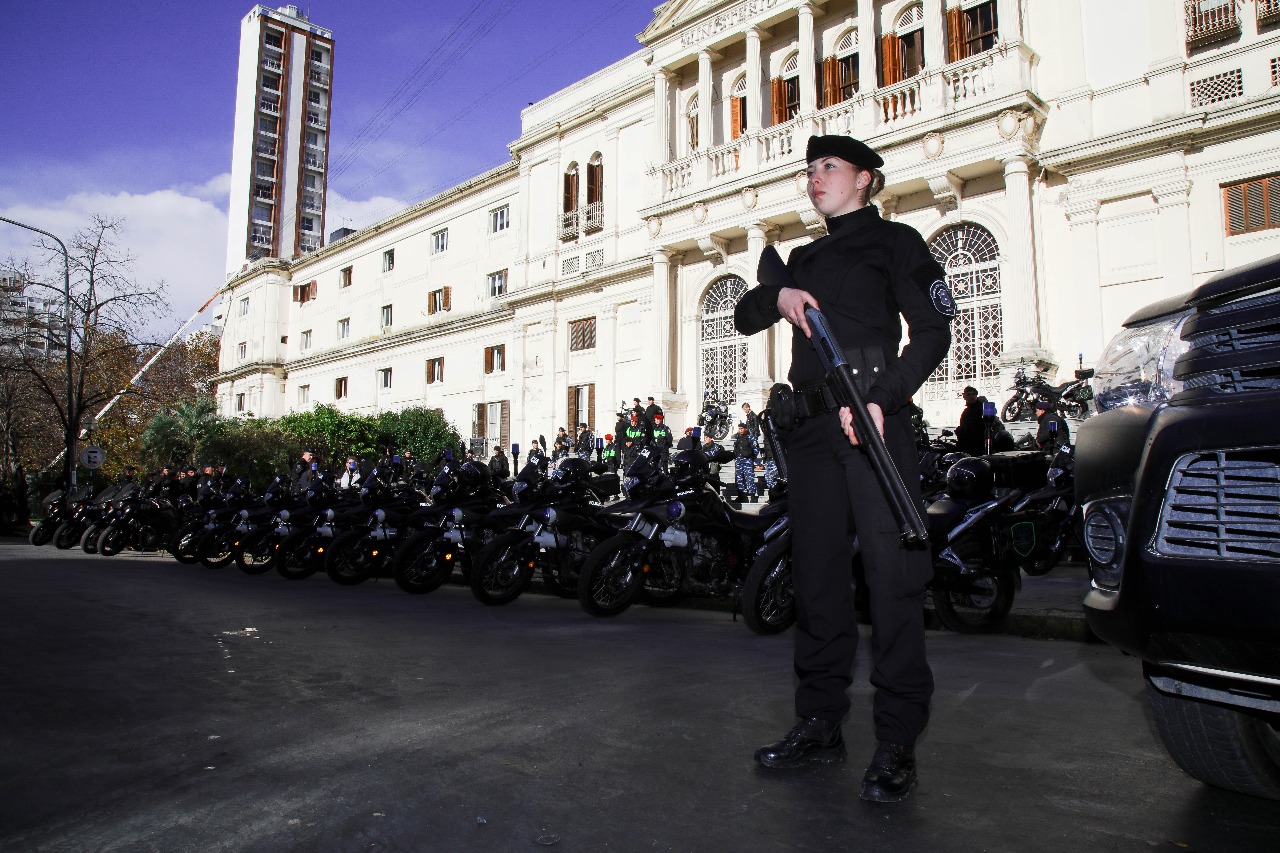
[{"x1": 225, "y1": 4, "x2": 333, "y2": 277}]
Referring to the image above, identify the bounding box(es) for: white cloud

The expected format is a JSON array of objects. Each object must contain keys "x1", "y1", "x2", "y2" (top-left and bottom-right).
[
  {"x1": 325, "y1": 189, "x2": 409, "y2": 235},
  {"x1": 1, "y1": 186, "x2": 228, "y2": 336}
]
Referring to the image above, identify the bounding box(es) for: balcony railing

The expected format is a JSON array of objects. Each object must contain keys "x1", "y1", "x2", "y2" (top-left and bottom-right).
[
  {"x1": 250, "y1": 231, "x2": 272, "y2": 247},
  {"x1": 653, "y1": 45, "x2": 1036, "y2": 205},
  {"x1": 1259, "y1": 0, "x2": 1280, "y2": 26},
  {"x1": 558, "y1": 210, "x2": 579, "y2": 241},
  {"x1": 259, "y1": 98, "x2": 280, "y2": 115},
  {"x1": 253, "y1": 185, "x2": 275, "y2": 201},
  {"x1": 262, "y1": 56, "x2": 281, "y2": 72},
  {"x1": 299, "y1": 239, "x2": 321, "y2": 253},
  {"x1": 256, "y1": 141, "x2": 277, "y2": 157},
  {"x1": 303, "y1": 195, "x2": 323, "y2": 212},
  {"x1": 306, "y1": 113, "x2": 327, "y2": 129},
  {"x1": 1185, "y1": 0, "x2": 1241, "y2": 47},
  {"x1": 582, "y1": 201, "x2": 604, "y2": 233},
  {"x1": 305, "y1": 156, "x2": 324, "y2": 171},
  {"x1": 309, "y1": 69, "x2": 329, "y2": 87}
]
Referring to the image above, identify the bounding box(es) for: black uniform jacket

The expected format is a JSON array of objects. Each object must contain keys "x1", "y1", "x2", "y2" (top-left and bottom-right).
[{"x1": 734, "y1": 205, "x2": 952, "y2": 415}]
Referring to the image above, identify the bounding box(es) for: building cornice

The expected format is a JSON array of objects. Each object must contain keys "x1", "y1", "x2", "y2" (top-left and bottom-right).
[{"x1": 213, "y1": 359, "x2": 286, "y2": 384}]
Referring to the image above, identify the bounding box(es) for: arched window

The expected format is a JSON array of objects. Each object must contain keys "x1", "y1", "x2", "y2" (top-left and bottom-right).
[
  {"x1": 882, "y1": 3, "x2": 925, "y2": 86},
  {"x1": 584, "y1": 153, "x2": 603, "y2": 233},
  {"x1": 686, "y1": 95, "x2": 699, "y2": 153},
  {"x1": 560, "y1": 163, "x2": 579, "y2": 242},
  {"x1": 771, "y1": 54, "x2": 801, "y2": 124},
  {"x1": 823, "y1": 28, "x2": 860, "y2": 107},
  {"x1": 922, "y1": 223, "x2": 1004, "y2": 405},
  {"x1": 730, "y1": 75, "x2": 748, "y2": 140},
  {"x1": 699, "y1": 276, "x2": 749, "y2": 409}
]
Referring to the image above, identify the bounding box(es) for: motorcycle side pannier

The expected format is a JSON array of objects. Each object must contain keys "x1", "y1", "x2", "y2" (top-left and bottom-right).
[{"x1": 985, "y1": 451, "x2": 1048, "y2": 490}]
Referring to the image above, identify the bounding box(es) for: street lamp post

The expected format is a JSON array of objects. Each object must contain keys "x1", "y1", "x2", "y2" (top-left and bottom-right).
[{"x1": 0, "y1": 215, "x2": 78, "y2": 492}]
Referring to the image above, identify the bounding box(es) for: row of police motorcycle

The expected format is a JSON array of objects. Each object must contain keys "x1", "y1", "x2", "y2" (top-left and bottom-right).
[{"x1": 26, "y1": 412, "x2": 1079, "y2": 636}]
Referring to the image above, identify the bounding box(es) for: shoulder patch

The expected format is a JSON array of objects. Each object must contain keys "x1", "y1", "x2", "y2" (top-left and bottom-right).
[{"x1": 929, "y1": 280, "x2": 957, "y2": 318}]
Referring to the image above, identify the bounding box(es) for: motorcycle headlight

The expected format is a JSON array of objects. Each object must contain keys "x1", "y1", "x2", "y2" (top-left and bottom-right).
[
  {"x1": 373, "y1": 508, "x2": 386, "y2": 524},
  {"x1": 666, "y1": 501, "x2": 686, "y2": 522},
  {"x1": 536, "y1": 506, "x2": 557, "y2": 526},
  {"x1": 1093, "y1": 311, "x2": 1192, "y2": 412},
  {"x1": 323, "y1": 508, "x2": 335, "y2": 522},
  {"x1": 236, "y1": 509, "x2": 249, "y2": 522},
  {"x1": 450, "y1": 507, "x2": 464, "y2": 523},
  {"x1": 277, "y1": 509, "x2": 290, "y2": 522}
]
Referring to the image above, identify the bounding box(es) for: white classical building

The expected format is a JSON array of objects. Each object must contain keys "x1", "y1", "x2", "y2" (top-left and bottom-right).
[{"x1": 214, "y1": 0, "x2": 1280, "y2": 449}]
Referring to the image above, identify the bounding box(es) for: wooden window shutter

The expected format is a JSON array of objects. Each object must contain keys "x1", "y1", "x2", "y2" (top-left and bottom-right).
[
  {"x1": 563, "y1": 171, "x2": 578, "y2": 213},
  {"x1": 442, "y1": 286, "x2": 452, "y2": 311},
  {"x1": 946, "y1": 6, "x2": 965, "y2": 63},
  {"x1": 485, "y1": 347, "x2": 493, "y2": 374},
  {"x1": 770, "y1": 76, "x2": 787, "y2": 125},
  {"x1": 475, "y1": 403, "x2": 486, "y2": 439},
  {"x1": 587, "y1": 384, "x2": 595, "y2": 430},
  {"x1": 309, "y1": 280, "x2": 318, "y2": 299},
  {"x1": 500, "y1": 400, "x2": 511, "y2": 449},
  {"x1": 567, "y1": 387, "x2": 578, "y2": 433},
  {"x1": 822, "y1": 56, "x2": 839, "y2": 106},
  {"x1": 587, "y1": 162, "x2": 602, "y2": 205},
  {"x1": 880, "y1": 34, "x2": 901, "y2": 87},
  {"x1": 730, "y1": 96, "x2": 743, "y2": 140},
  {"x1": 427, "y1": 292, "x2": 437, "y2": 315}
]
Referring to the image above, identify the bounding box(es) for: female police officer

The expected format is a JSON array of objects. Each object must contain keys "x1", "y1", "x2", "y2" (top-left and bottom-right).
[{"x1": 734, "y1": 135, "x2": 953, "y2": 803}]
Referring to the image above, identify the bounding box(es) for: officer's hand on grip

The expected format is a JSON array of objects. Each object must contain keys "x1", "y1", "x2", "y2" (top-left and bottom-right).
[
  {"x1": 776, "y1": 287, "x2": 820, "y2": 338},
  {"x1": 839, "y1": 403, "x2": 885, "y2": 447}
]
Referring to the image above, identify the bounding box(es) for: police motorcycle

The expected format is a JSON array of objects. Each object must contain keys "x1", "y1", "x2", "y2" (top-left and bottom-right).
[
  {"x1": 227, "y1": 476, "x2": 308, "y2": 574},
  {"x1": 469, "y1": 455, "x2": 619, "y2": 606},
  {"x1": 1006, "y1": 434, "x2": 1078, "y2": 577},
  {"x1": 174, "y1": 478, "x2": 261, "y2": 568},
  {"x1": 81, "y1": 482, "x2": 157, "y2": 554},
  {"x1": 697, "y1": 391, "x2": 733, "y2": 441},
  {"x1": 323, "y1": 467, "x2": 431, "y2": 586},
  {"x1": 391, "y1": 457, "x2": 508, "y2": 595},
  {"x1": 50, "y1": 480, "x2": 132, "y2": 551},
  {"x1": 167, "y1": 478, "x2": 236, "y2": 564},
  {"x1": 576, "y1": 441, "x2": 785, "y2": 619},
  {"x1": 267, "y1": 472, "x2": 360, "y2": 580},
  {"x1": 97, "y1": 481, "x2": 189, "y2": 558},
  {"x1": 28, "y1": 486, "x2": 93, "y2": 547},
  {"x1": 1000, "y1": 358, "x2": 1095, "y2": 423}
]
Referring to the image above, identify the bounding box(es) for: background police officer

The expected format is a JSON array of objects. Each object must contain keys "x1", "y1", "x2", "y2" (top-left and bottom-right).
[{"x1": 734, "y1": 134, "x2": 953, "y2": 803}]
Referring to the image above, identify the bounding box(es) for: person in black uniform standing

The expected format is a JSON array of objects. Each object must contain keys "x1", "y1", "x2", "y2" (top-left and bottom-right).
[
  {"x1": 954, "y1": 385, "x2": 987, "y2": 456},
  {"x1": 734, "y1": 135, "x2": 953, "y2": 803}
]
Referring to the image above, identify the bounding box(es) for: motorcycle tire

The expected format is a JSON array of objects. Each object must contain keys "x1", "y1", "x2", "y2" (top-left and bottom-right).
[
  {"x1": 168, "y1": 522, "x2": 203, "y2": 564},
  {"x1": 931, "y1": 568, "x2": 1015, "y2": 634},
  {"x1": 53, "y1": 521, "x2": 82, "y2": 550},
  {"x1": 81, "y1": 522, "x2": 104, "y2": 554},
  {"x1": 98, "y1": 524, "x2": 128, "y2": 558},
  {"x1": 707, "y1": 419, "x2": 731, "y2": 441},
  {"x1": 470, "y1": 531, "x2": 536, "y2": 606},
  {"x1": 275, "y1": 530, "x2": 321, "y2": 580},
  {"x1": 393, "y1": 530, "x2": 454, "y2": 594},
  {"x1": 199, "y1": 531, "x2": 235, "y2": 569},
  {"x1": 28, "y1": 520, "x2": 54, "y2": 547},
  {"x1": 234, "y1": 529, "x2": 275, "y2": 575},
  {"x1": 577, "y1": 533, "x2": 646, "y2": 617},
  {"x1": 740, "y1": 537, "x2": 796, "y2": 635},
  {"x1": 1000, "y1": 396, "x2": 1027, "y2": 423},
  {"x1": 325, "y1": 530, "x2": 380, "y2": 586}
]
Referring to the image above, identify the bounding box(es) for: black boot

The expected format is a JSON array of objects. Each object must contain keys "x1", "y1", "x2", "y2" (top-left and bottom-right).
[
  {"x1": 754, "y1": 717, "x2": 844, "y2": 768},
  {"x1": 860, "y1": 741, "x2": 917, "y2": 802}
]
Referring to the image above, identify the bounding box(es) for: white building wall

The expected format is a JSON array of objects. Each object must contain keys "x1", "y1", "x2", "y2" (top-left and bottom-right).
[{"x1": 216, "y1": 0, "x2": 1280, "y2": 444}]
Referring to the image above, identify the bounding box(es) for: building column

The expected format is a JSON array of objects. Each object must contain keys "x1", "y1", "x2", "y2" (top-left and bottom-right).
[
  {"x1": 745, "y1": 27, "x2": 764, "y2": 133},
  {"x1": 798, "y1": 3, "x2": 817, "y2": 115},
  {"x1": 652, "y1": 249, "x2": 675, "y2": 395},
  {"x1": 698, "y1": 50, "x2": 714, "y2": 152},
  {"x1": 509, "y1": 321, "x2": 528, "y2": 453},
  {"x1": 1065, "y1": 200, "x2": 1104, "y2": 363},
  {"x1": 1155, "y1": 181, "x2": 1195, "y2": 297},
  {"x1": 652, "y1": 69, "x2": 673, "y2": 165},
  {"x1": 596, "y1": 303, "x2": 619, "y2": 432},
  {"x1": 745, "y1": 223, "x2": 771, "y2": 382},
  {"x1": 857, "y1": 0, "x2": 876, "y2": 93},
  {"x1": 996, "y1": 0, "x2": 1022, "y2": 41},
  {"x1": 1001, "y1": 156, "x2": 1041, "y2": 354},
  {"x1": 923, "y1": 0, "x2": 945, "y2": 69}
]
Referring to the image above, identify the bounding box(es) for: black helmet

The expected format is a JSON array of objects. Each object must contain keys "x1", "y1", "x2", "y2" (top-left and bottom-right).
[
  {"x1": 458, "y1": 460, "x2": 490, "y2": 490},
  {"x1": 945, "y1": 457, "x2": 994, "y2": 500},
  {"x1": 671, "y1": 447, "x2": 709, "y2": 483},
  {"x1": 939, "y1": 452, "x2": 968, "y2": 473},
  {"x1": 552, "y1": 456, "x2": 589, "y2": 481}
]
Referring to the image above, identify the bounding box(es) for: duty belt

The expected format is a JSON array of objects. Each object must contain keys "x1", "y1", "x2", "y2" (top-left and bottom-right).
[{"x1": 794, "y1": 382, "x2": 839, "y2": 418}]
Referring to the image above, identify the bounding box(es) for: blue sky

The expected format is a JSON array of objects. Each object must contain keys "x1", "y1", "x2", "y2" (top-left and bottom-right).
[{"x1": 0, "y1": 0, "x2": 657, "y2": 329}]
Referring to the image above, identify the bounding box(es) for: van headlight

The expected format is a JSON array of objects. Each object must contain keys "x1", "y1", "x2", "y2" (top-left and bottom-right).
[{"x1": 1093, "y1": 311, "x2": 1192, "y2": 412}]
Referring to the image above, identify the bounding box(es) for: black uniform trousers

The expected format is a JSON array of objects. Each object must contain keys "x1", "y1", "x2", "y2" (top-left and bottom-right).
[{"x1": 787, "y1": 406, "x2": 933, "y2": 748}]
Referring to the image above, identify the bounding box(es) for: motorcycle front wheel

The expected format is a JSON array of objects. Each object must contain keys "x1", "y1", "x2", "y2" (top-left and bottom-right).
[
  {"x1": 470, "y1": 531, "x2": 536, "y2": 606},
  {"x1": 28, "y1": 519, "x2": 54, "y2": 547},
  {"x1": 53, "y1": 521, "x2": 82, "y2": 550},
  {"x1": 740, "y1": 538, "x2": 796, "y2": 635},
  {"x1": 98, "y1": 524, "x2": 128, "y2": 557},
  {"x1": 931, "y1": 568, "x2": 1015, "y2": 634},
  {"x1": 393, "y1": 530, "x2": 455, "y2": 594},
  {"x1": 577, "y1": 533, "x2": 646, "y2": 617},
  {"x1": 80, "y1": 522, "x2": 104, "y2": 554},
  {"x1": 707, "y1": 418, "x2": 731, "y2": 441},
  {"x1": 274, "y1": 530, "x2": 321, "y2": 580},
  {"x1": 234, "y1": 528, "x2": 275, "y2": 574},
  {"x1": 325, "y1": 530, "x2": 380, "y2": 585},
  {"x1": 199, "y1": 530, "x2": 235, "y2": 569},
  {"x1": 168, "y1": 522, "x2": 203, "y2": 564},
  {"x1": 1000, "y1": 396, "x2": 1027, "y2": 423}
]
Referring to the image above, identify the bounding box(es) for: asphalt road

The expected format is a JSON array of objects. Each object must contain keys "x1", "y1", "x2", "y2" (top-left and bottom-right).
[{"x1": 2, "y1": 538, "x2": 1277, "y2": 852}]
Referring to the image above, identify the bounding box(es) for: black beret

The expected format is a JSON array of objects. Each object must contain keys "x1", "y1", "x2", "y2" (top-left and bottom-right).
[{"x1": 805, "y1": 134, "x2": 883, "y2": 169}]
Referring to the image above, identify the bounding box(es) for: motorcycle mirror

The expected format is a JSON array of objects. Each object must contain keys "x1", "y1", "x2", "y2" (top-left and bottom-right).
[
  {"x1": 982, "y1": 401, "x2": 997, "y2": 418},
  {"x1": 691, "y1": 426, "x2": 702, "y2": 441}
]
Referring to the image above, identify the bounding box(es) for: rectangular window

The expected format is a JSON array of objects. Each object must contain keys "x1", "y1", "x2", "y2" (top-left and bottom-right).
[
  {"x1": 1224, "y1": 174, "x2": 1280, "y2": 236},
  {"x1": 487, "y1": 269, "x2": 508, "y2": 298},
  {"x1": 340, "y1": 266, "x2": 352, "y2": 287},
  {"x1": 298, "y1": 384, "x2": 310, "y2": 405},
  {"x1": 301, "y1": 329, "x2": 312, "y2": 350},
  {"x1": 308, "y1": 90, "x2": 321, "y2": 105},
  {"x1": 292, "y1": 281, "x2": 318, "y2": 304},
  {"x1": 426, "y1": 357, "x2": 444, "y2": 384},
  {"x1": 378, "y1": 367, "x2": 393, "y2": 390},
  {"x1": 569, "y1": 317, "x2": 596, "y2": 352},
  {"x1": 784, "y1": 77, "x2": 800, "y2": 119},
  {"x1": 337, "y1": 317, "x2": 350, "y2": 339},
  {"x1": 311, "y1": 48, "x2": 324, "y2": 63},
  {"x1": 964, "y1": 1, "x2": 999, "y2": 56},
  {"x1": 382, "y1": 248, "x2": 395, "y2": 272},
  {"x1": 304, "y1": 174, "x2": 317, "y2": 190},
  {"x1": 236, "y1": 393, "x2": 246, "y2": 413},
  {"x1": 301, "y1": 216, "x2": 315, "y2": 232},
  {"x1": 484, "y1": 344, "x2": 506, "y2": 374},
  {"x1": 432, "y1": 228, "x2": 449, "y2": 254},
  {"x1": 838, "y1": 55, "x2": 859, "y2": 100},
  {"x1": 427, "y1": 287, "x2": 452, "y2": 315},
  {"x1": 237, "y1": 341, "x2": 247, "y2": 360},
  {"x1": 380, "y1": 304, "x2": 394, "y2": 328},
  {"x1": 239, "y1": 297, "x2": 250, "y2": 316},
  {"x1": 265, "y1": 31, "x2": 282, "y2": 49},
  {"x1": 334, "y1": 376, "x2": 348, "y2": 399},
  {"x1": 489, "y1": 205, "x2": 510, "y2": 233},
  {"x1": 899, "y1": 29, "x2": 924, "y2": 79},
  {"x1": 306, "y1": 131, "x2": 319, "y2": 147}
]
